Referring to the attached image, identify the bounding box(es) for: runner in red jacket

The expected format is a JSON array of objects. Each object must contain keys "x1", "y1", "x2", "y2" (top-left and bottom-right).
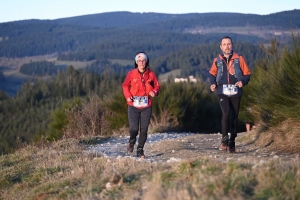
[{"x1": 122, "y1": 52, "x2": 160, "y2": 158}]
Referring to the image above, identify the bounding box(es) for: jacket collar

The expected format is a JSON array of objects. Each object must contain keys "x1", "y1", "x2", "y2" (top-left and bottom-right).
[
  {"x1": 219, "y1": 51, "x2": 239, "y2": 61},
  {"x1": 134, "y1": 68, "x2": 149, "y2": 75}
]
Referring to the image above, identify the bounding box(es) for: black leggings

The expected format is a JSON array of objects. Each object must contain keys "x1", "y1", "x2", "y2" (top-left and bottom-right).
[
  {"x1": 218, "y1": 95, "x2": 241, "y2": 141},
  {"x1": 128, "y1": 105, "x2": 152, "y2": 149}
]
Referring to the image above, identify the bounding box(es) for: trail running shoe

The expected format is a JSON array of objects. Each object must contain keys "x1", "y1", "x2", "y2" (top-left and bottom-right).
[
  {"x1": 219, "y1": 136, "x2": 228, "y2": 151},
  {"x1": 127, "y1": 139, "x2": 135, "y2": 154},
  {"x1": 127, "y1": 143, "x2": 134, "y2": 154},
  {"x1": 219, "y1": 143, "x2": 228, "y2": 151},
  {"x1": 137, "y1": 148, "x2": 145, "y2": 159},
  {"x1": 228, "y1": 141, "x2": 235, "y2": 153}
]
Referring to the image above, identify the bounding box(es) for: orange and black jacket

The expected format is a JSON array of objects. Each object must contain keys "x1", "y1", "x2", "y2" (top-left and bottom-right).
[
  {"x1": 122, "y1": 68, "x2": 160, "y2": 108},
  {"x1": 209, "y1": 52, "x2": 251, "y2": 97}
]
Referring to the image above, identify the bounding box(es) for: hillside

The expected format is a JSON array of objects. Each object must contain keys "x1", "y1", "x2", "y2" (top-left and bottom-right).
[
  {"x1": 0, "y1": 126, "x2": 299, "y2": 199},
  {"x1": 53, "y1": 10, "x2": 300, "y2": 29},
  {"x1": 0, "y1": 10, "x2": 299, "y2": 59}
]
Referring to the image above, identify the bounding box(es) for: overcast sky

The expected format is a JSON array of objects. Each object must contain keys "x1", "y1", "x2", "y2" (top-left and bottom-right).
[{"x1": 1, "y1": 0, "x2": 299, "y2": 23}]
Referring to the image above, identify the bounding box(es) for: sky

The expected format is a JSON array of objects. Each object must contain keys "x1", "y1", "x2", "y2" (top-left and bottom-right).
[{"x1": 1, "y1": 0, "x2": 300, "y2": 23}]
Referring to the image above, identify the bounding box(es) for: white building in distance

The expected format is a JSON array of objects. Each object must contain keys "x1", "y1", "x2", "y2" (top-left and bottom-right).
[{"x1": 175, "y1": 75, "x2": 197, "y2": 83}]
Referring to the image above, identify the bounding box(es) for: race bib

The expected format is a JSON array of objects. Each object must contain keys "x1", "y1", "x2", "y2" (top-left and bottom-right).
[
  {"x1": 222, "y1": 84, "x2": 238, "y2": 96},
  {"x1": 133, "y1": 96, "x2": 148, "y2": 108}
]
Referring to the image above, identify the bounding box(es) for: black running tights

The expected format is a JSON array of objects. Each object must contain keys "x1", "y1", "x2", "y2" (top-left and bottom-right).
[
  {"x1": 218, "y1": 95, "x2": 241, "y2": 141},
  {"x1": 128, "y1": 105, "x2": 152, "y2": 149}
]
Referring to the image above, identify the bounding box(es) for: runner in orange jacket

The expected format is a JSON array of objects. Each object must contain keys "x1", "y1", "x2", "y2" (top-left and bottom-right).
[{"x1": 209, "y1": 36, "x2": 251, "y2": 153}]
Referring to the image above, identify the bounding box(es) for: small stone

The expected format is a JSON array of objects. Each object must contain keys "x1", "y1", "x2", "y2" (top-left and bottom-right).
[{"x1": 106, "y1": 182, "x2": 112, "y2": 190}]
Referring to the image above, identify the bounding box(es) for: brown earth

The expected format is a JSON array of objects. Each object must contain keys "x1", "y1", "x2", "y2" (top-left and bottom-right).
[{"x1": 139, "y1": 127, "x2": 300, "y2": 163}]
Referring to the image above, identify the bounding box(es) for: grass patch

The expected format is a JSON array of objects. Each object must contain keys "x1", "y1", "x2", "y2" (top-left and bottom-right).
[{"x1": 0, "y1": 136, "x2": 299, "y2": 199}]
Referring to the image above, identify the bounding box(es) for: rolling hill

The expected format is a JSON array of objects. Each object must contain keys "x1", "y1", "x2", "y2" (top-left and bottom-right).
[{"x1": 0, "y1": 9, "x2": 299, "y2": 96}]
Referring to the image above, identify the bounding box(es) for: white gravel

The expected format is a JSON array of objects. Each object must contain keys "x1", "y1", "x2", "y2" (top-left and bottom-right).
[{"x1": 85, "y1": 132, "x2": 192, "y2": 161}]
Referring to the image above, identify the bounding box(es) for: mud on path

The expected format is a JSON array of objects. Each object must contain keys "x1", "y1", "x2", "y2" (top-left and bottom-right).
[{"x1": 86, "y1": 131, "x2": 300, "y2": 163}]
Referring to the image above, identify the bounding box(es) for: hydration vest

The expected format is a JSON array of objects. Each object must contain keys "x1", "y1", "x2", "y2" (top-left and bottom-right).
[{"x1": 216, "y1": 55, "x2": 243, "y2": 84}]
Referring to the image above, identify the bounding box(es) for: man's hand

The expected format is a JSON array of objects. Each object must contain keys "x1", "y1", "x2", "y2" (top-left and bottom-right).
[
  {"x1": 210, "y1": 84, "x2": 216, "y2": 92},
  {"x1": 235, "y1": 81, "x2": 243, "y2": 88}
]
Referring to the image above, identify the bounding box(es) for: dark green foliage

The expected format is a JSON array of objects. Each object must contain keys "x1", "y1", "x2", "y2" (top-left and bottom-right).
[
  {"x1": 84, "y1": 59, "x2": 133, "y2": 75},
  {"x1": 57, "y1": 32, "x2": 267, "y2": 63},
  {"x1": 239, "y1": 34, "x2": 300, "y2": 126},
  {"x1": 103, "y1": 92, "x2": 129, "y2": 130},
  {"x1": 53, "y1": 11, "x2": 300, "y2": 29},
  {"x1": 2, "y1": 10, "x2": 299, "y2": 58},
  {"x1": 20, "y1": 60, "x2": 67, "y2": 76},
  {"x1": 48, "y1": 98, "x2": 82, "y2": 140},
  {"x1": 1, "y1": 42, "x2": 264, "y2": 97},
  {"x1": 0, "y1": 66, "x2": 125, "y2": 154},
  {"x1": 104, "y1": 82, "x2": 221, "y2": 133},
  {"x1": 0, "y1": 71, "x2": 6, "y2": 82},
  {"x1": 0, "y1": 89, "x2": 9, "y2": 100},
  {"x1": 152, "y1": 82, "x2": 221, "y2": 132},
  {"x1": 152, "y1": 42, "x2": 265, "y2": 81}
]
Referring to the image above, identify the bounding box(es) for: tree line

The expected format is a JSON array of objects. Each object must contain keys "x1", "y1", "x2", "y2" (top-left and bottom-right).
[
  {"x1": 20, "y1": 60, "x2": 67, "y2": 76},
  {"x1": 0, "y1": 65, "x2": 125, "y2": 154}
]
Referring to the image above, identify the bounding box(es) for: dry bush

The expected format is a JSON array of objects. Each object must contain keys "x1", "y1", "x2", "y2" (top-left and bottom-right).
[
  {"x1": 238, "y1": 119, "x2": 300, "y2": 153},
  {"x1": 149, "y1": 109, "x2": 179, "y2": 133},
  {"x1": 111, "y1": 126, "x2": 130, "y2": 136},
  {"x1": 256, "y1": 120, "x2": 300, "y2": 153},
  {"x1": 64, "y1": 95, "x2": 111, "y2": 138}
]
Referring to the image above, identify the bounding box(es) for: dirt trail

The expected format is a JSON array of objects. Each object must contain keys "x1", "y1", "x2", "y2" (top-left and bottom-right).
[
  {"x1": 143, "y1": 132, "x2": 299, "y2": 163},
  {"x1": 87, "y1": 131, "x2": 299, "y2": 163}
]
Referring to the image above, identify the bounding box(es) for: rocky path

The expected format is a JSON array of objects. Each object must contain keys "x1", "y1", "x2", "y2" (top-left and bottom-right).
[{"x1": 86, "y1": 132, "x2": 300, "y2": 163}]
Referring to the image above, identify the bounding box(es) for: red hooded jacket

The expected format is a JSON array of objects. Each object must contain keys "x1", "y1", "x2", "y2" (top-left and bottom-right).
[{"x1": 122, "y1": 68, "x2": 160, "y2": 108}]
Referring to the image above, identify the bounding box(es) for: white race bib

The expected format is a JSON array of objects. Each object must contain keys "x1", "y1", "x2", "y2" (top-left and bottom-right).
[
  {"x1": 133, "y1": 96, "x2": 148, "y2": 107},
  {"x1": 222, "y1": 84, "x2": 238, "y2": 96}
]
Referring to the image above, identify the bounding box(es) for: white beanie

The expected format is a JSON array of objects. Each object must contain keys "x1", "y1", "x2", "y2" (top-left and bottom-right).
[{"x1": 135, "y1": 53, "x2": 148, "y2": 63}]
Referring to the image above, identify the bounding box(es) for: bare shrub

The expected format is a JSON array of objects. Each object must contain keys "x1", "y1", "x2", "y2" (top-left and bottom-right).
[
  {"x1": 64, "y1": 95, "x2": 111, "y2": 138},
  {"x1": 111, "y1": 126, "x2": 130, "y2": 136},
  {"x1": 254, "y1": 119, "x2": 300, "y2": 153},
  {"x1": 149, "y1": 109, "x2": 179, "y2": 133}
]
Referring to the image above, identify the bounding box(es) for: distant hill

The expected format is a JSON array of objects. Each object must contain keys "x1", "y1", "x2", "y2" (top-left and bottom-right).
[
  {"x1": 53, "y1": 10, "x2": 300, "y2": 29},
  {"x1": 0, "y1": 10, "x2": 299, "y2": 59}
]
